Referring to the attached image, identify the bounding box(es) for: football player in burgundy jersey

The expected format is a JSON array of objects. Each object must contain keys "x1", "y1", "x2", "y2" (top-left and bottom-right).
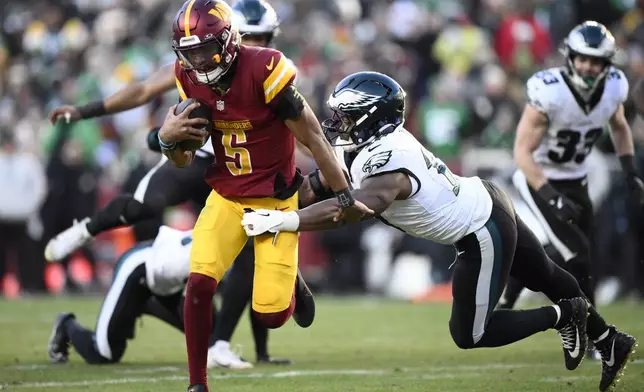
[
  {"x1": 158, "y1": 1, "x2": 372, "y2": 391},
  {"x1": 45, "y1": 0, "x2": 300, "y2": 370}
]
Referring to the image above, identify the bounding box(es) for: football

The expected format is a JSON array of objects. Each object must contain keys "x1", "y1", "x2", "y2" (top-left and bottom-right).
[{"x1": 173, "y1": 97, "x2": 212, "y2": 151}]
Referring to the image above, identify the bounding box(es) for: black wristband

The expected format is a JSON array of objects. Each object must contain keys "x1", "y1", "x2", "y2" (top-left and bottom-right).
[
  {"x1": 536, "y1": 182, "x2": 558, "y2": 201},
  {"x1": 77, "y1": 100, "x2": 107, "y2": 119},
  {"x1": 619, "y1": 155, "x2": 637, "y2": 176},
  {"x1": 335, "y1": 188, "x2": 355, "y2": 208},
  {"x1": 308, "y1": 169, "x2": 335, "y2": 200}
]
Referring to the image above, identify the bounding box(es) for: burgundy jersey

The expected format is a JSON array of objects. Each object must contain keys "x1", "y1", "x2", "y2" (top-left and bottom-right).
[{"x1": 175, "y1": 45, "x2": 298, "y2": 198}]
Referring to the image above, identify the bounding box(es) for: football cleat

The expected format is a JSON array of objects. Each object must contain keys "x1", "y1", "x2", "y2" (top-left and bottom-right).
[
  {"x1": 47, "y1": 313, "x2": 75, "y2": 363},
  {"x1": 257, "y1": 354, "x2": 292, "y2": 366},
  {"x1": 45, "y1": 217, "x2": 93, "y2": 262},
  {"x1": 206, "y1": 341, "x2": 253, "y2": 369},
  {"x1": 556, "y1": 297, "x2": 588, "y2": 371},
  {"x1": 187, "y1": 384, "x2": 207, "y2": 392},
  {"x1": 292, "y1": 268, "x2": 315, "y2": 328},
  {"x1": 595, "y1": 326, "x2": 637, "y2": 392}
]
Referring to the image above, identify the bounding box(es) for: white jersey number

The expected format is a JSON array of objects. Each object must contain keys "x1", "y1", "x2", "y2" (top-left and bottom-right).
[
  {"x1": 421, "y1": 147, "x2": 460, "y2": 196},
  {"x1": 548, "y1": 127, "x2": 603, "y2": 164}
]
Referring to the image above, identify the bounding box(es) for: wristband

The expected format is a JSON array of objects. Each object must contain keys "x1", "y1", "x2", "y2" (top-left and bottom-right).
[
  {"x1": 335, "y1": 188, "x2": 355, "y2": 208},
  {"x1": 77, "y1": 100, "x2": 107, "y2": 119},
  {"x1": 158, "y1": 131, "x2": 176, "y2": 151}
]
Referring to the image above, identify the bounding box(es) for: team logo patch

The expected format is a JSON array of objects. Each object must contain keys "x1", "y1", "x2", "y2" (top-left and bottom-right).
[
  {"x1": 216, "y1": 100, "x2": 225, "y2": 111},
  {"x1": 362, "y1": 150, "x2": 392, "y2": 174}
]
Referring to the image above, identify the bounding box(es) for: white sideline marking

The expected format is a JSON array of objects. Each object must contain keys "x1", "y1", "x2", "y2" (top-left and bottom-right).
[
  {"x1": 541, "y1": 376, "x2": 596, "y2": 382},
  {"x1": 7, "y1": 362, "x2": 643, "y2": 389},
  {"x1": 116, "y1": 366, "x2": 181, "y2": 374},
  {"x1": 6, "y1": 370, "x2": 483, "y2": 389}
]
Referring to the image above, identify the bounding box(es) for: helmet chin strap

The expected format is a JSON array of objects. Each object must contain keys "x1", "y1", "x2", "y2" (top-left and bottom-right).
[
  {"x1": 566, "y1": 58, "x2": 609, "y2": 100},
  {"x1": 347, "y1": 121, "x2": 405, "y2": 152}
]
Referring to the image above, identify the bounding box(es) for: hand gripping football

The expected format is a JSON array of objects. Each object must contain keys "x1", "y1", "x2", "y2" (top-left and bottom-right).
[{"x1": 174, "y1": 98, "x2": 213, "y2": 151}]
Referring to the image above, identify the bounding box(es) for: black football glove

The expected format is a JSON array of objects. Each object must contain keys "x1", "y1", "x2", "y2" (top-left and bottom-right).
[
  {"x1": 537, "y1": 183, "x2": 582, "y2": 224},
  {"x1": 620, "y1": 155, "x2": 644, "y2": 207}
]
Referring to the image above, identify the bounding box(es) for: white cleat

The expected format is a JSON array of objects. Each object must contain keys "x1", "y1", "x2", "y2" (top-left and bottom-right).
[
  {"x1": 207, "y1": 341, "x2": 253, "y2": 370},
  {"x1": 44, "y1": 218, "x2": 93, "y2": 262}
]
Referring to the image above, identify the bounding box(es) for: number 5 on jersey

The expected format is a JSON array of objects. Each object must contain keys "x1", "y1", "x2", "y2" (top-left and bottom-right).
[{"x1": 222, "y1": 130, "x2": 252, "y2": 176}]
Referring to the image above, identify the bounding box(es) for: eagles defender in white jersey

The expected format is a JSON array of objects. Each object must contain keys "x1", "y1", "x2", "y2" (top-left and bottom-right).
[
  {"x1": 241, "y1": 71, "x2": 638, "y2": 391},
  {"x1": 507, "y1": 22, "x2": 644, "y2": 321}
]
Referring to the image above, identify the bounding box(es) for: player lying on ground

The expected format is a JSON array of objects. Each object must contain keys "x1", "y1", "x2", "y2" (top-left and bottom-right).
[
  {"x1": 160, "y1": 1, "x2": 372, "y2": 391},
  {"x1": 501, "y1": 22, "x2": 644, "y2": 329},
  {"x1": 44, "y1": 0, "x2": 293, "y2": 369},
  {"x1": 47, "y1": 226, "x2": 288, "y2": 366},
  {"x1": 241, "y1": 71, "x2": 638, "y2": 392}
]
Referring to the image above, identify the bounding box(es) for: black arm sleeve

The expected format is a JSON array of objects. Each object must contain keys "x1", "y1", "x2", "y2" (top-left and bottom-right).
[
  {"x1": 147, "y1": 127, "x2": 162, "y2": 153},
  {"x1": 271, "y1": 84, "x2": 305, "y2": 121}
]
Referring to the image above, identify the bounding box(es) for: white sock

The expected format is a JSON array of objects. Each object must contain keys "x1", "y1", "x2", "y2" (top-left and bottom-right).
[
  {"x1": 594, "y1": 328, "x2": 610, "y2": 344},
  {"x1": 551, "y1": 304, "x2": 561, "y2": 326}
]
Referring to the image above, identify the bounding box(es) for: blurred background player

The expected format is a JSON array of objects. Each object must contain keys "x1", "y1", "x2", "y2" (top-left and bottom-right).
[
  {"x1": 509, "y1": 21, "x2": 644, "y2": 359},
  {"x1": 44, "y1": 0, "x2": 290, "y2": 368},
  {"x1": 47, "y1": 225, "x2": 286, "y2": 367},
  {"x1": 160, "y1": 1, "x2": 371, "y2": 390},
  {"x1": 47, "y1": 226, "x2": 211, "y2": 365}
]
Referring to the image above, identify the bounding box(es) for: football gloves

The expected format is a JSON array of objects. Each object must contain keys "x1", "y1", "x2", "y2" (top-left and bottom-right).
[{"x1": 537, "y1": 183, "x2": 582, "y2": 224}]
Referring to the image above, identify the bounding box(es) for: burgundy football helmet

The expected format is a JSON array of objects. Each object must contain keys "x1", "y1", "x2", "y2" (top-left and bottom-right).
[{"x1": 172, "y1": 0, "x2": 240, "y2": 85}]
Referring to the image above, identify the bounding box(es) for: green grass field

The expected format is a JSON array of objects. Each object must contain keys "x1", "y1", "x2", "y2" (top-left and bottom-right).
[{"x1": 0, "y1": 297, "x2": 642, "y2": 392}]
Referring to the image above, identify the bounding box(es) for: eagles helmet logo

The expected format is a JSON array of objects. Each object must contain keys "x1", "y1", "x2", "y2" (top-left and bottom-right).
[
  {"x1": 328, "y1": 89, "x2": 381, "y2": 110},
  {"x1": 362, "y1": 150, "x2": 393, "y2": 174}
]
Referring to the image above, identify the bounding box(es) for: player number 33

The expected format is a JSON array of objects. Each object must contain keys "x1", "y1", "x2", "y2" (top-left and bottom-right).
[{"x1": 222, "y1": 129, "x2": 252, "y2": 176}]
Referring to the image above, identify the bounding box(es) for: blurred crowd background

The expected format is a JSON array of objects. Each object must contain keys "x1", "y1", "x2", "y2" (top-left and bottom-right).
[{"x1": 1, "y1": 0, "x2": 644, "y2": 305}]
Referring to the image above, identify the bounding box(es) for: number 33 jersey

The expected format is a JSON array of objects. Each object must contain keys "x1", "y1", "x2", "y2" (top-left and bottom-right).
[
  {"x1": 336, "y1": 128, "x2": 492, "y2": 245},
  {"x1": 526, "y1": 66, "x2": 628, "y2": 180}
]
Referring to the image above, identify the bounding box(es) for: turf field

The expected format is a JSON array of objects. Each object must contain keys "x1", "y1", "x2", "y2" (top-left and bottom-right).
[{"x1": 0, "y1": 297, "x2": 642, "y2": 392}]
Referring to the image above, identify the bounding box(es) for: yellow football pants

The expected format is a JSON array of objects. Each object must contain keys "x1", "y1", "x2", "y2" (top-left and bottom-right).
[{"x1": 189, "y1": 189, "x2": 299, "y2": 313}]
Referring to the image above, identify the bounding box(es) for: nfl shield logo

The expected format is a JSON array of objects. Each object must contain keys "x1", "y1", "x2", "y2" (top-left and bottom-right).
[{"x1": 216, "y1": 100, "x2": 225, "y2": 111}]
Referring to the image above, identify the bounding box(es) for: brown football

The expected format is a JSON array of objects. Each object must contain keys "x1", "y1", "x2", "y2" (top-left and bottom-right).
[{"x1": 173, "y1": 98, "x2": 212, "y2": 151}]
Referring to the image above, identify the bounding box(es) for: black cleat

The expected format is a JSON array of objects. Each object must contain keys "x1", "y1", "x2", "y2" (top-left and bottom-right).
[
  {"x1": 556, "y1": 297, "x2": 588, "y2": 371},
  {"x1": 292, "y1": 268, "x2": 315, "y2": 328},
  {"x1": 187, "y1": 384, "x2": 207, "y2": 392},
  {"x1": 595, "y1": 326, "x2": 638, "y2": 392},
  {"x1": 257, "y1": 354, "x2": 293, "y2": 366},
  {"x1": 47, "y1": 313, "x2": 75, "y2": 363}
]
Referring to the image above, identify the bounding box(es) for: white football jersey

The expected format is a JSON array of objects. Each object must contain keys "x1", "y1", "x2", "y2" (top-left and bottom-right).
[
  {"x1": 526, "y1": 66, "x2": 628, "y2": 180},
  {"x1": 337, "y1": 128, "x2": 493, "y2": 245},
  {"x1": 145, "y1": 225, "x2": 192, "y2": 296}
]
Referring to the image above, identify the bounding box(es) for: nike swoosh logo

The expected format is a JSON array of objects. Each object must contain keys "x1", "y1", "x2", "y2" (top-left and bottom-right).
[
  {"x1": 457, "y1": 250, "x2": 465, "y2": 257},
  {"x1": 606, "y1": 338, "x2": 617, "y2": 366},
  {"x1": 367, "y1": 144, "x2": 381, "y2": 152},
  {"x1": 257, "y1": 213, "x2": 270, "y2": 217},
  {"x1": 276, "y1": 207, "x2": 288, "y2": 211},
  {"x1": 569, "y1": 328, "x2": 580, "y2": 358},
  {"x1": 266, "y1": 57, "x2": 275, "y2": 71}
]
